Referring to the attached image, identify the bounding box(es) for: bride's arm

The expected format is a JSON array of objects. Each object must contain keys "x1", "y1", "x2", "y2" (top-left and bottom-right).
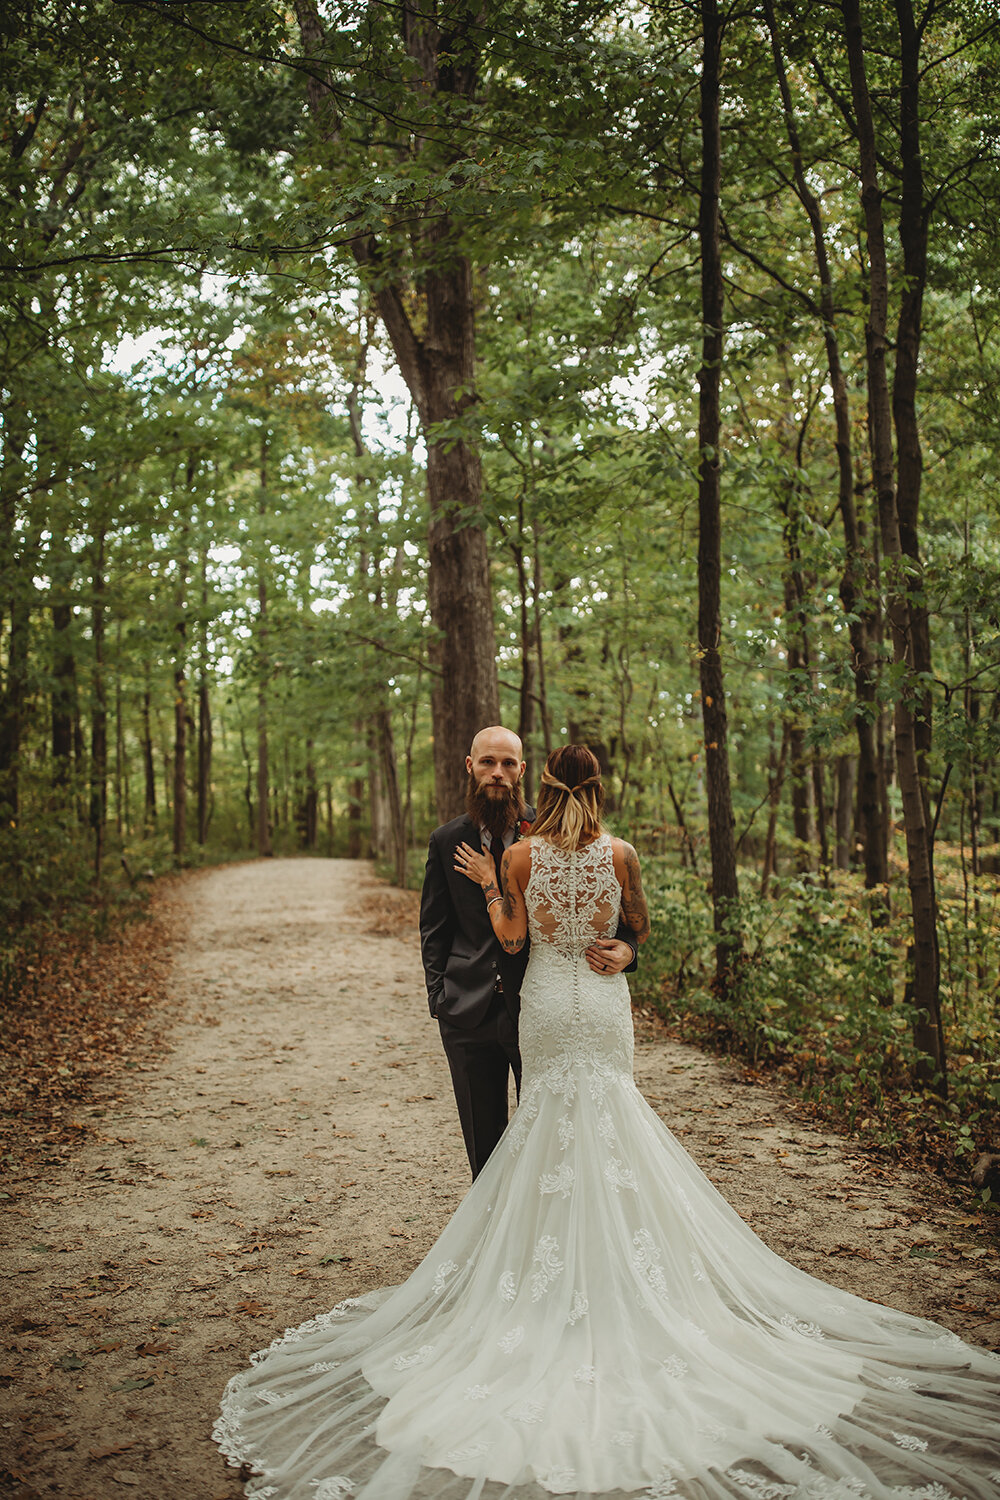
[{"x1": 453, "y1": 841, "x2": 529, "y2": 953}]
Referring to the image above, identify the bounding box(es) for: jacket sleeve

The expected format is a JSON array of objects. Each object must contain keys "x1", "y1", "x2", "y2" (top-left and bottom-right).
[
  {"x1": 615, "y1": 915, "x2": 639, "y2": 974},
  {"x1": 419, "y1": 832, "x2": 455, "y2": 1016}
]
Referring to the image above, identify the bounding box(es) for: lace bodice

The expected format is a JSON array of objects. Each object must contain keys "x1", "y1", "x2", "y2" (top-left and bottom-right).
[{"x1": 524, "y1": 834, "x2": 621, "y2": 959}]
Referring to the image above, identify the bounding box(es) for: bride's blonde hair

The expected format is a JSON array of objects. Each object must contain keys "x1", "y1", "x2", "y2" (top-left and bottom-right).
[{"x1": 530, "y1": 745, "x2": 605, "y2": 851}]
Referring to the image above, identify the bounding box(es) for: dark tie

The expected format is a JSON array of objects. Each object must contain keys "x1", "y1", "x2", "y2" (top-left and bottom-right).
[{"x1": 491, "y1": 837, "x2": 504, "y2": 895}]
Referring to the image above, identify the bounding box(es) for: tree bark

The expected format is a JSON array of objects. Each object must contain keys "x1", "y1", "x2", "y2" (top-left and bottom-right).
[
  {"x1": 842, "y1": 0, "x2": 944, "y2": 1082},
  {"x1": 197, "y1": 546, "x2": 212, "y2": 845},
  {"x1": 892, "y1": 0, "x2": 933, "y2": 798},
  {"x1": 376, "y1": 707, "x2": 408, "y2": 887},
  {"x1": 835, "y1": 753, "x2": 857, "y2": 871},
  {"x1": 90, "y1": 526, "x2": 108, "y2": 878},
  {"x1": 764, "y1": 0, "x2": 887, "y2": 890},
  {"x1": 296, "y1": 1, "x2": 499, "y2": 823},
  {"x1": 761, "y1": 720, "x2": 790, "y2": 899},
  {"x1": 256, "y1": 436, "x2": 272, "y2": 857},
  {"x1": 304, "y1": 739, "x2": 318, "y2": 850},
  {"x1": 697, "y1": 0, "x2": 742, "y2": 992},
  {"x1": 173, "y1": 629, "x2": 187, "y2": 860},
  {"x1": 51, "y1": 601, "x2": 77, "y2": 787},
  {"x1": 141, "y1": 674, "x2": 157, "y2": 831}
]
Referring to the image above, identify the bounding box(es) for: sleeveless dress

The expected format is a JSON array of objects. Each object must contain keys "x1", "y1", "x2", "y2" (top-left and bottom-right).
[{"x1": 215, "y1": 835, "x2": 1000, "y2": 1500}]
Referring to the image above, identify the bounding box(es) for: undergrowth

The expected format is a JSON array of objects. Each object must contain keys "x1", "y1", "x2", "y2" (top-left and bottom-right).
[{"x1": 632, "y1": 856, "x2": 1000, "y2": 1194}]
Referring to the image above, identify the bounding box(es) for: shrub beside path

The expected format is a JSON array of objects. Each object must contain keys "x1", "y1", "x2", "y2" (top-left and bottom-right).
[{"x1": 2, "y1": 858, "x2": 997, "y2": 1499}]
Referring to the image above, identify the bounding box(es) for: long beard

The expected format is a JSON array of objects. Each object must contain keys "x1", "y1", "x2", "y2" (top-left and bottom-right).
[{"x1": 466, "y1": 774, "x2": 525, "y2": 841}]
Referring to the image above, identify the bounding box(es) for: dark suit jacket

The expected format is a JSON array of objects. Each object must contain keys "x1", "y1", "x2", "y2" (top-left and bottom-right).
[{"x1": 419, "y1": 813, "x2": 637, "y2": 1030}]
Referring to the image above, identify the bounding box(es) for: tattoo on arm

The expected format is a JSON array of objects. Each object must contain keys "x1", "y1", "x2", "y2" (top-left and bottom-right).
[
  {"x1": 500, "y1": 849, "x2": 515, "y2": 920},
  {"x1": 492, "y1": 848, "x2": 526, "y2": 952},
  {"x1": 482, "y1": 879, "x2": 500, "y2": 902},
  {"x1": 622, "y1": 845, "x2": 651, "y2": 941}
]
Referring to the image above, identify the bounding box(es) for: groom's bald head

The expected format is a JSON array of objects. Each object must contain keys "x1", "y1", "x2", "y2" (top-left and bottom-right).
[{"x1": 469, "y1": 725, "x2": 523, "y2": 764}]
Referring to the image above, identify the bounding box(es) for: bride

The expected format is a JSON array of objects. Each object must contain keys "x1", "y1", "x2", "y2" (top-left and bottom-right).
[{"x1": 215, "y1": 745, "x2": 1000, "y2": 1500}]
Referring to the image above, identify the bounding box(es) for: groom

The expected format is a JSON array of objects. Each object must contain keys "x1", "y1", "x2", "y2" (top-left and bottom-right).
[{"x1": 419, "y1": 725, "x2": 637, "y2": 1177}]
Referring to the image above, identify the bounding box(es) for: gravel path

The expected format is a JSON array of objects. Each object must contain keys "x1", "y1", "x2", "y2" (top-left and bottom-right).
[{"x1": 2, "y1": 858, "x2": 997, "y2": 1499}]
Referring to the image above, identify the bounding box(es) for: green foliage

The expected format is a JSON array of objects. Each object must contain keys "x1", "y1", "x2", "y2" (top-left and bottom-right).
[{"x1": 636, "y1": 856, "x2": 1000, "y2": 1174}]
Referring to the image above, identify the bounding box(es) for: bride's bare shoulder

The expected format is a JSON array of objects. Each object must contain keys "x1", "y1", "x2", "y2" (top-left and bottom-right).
[{"x1": 608, "y1": 837, "x2": 639, "y2": 878}]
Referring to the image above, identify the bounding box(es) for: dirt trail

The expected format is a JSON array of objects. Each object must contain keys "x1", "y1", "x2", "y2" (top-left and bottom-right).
[{"x1": 2, "y1": 858, "x2": 997, "y2": 1499}]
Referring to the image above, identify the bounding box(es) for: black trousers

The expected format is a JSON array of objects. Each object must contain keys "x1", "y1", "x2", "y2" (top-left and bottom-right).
[{"x1": 438, "y1": 988, "x2": 522, "y2": 1179}]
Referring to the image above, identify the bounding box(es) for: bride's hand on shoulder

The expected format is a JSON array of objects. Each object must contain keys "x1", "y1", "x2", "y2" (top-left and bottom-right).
[{"x1": 454, "y1": 842, "x2": 497, "y2": 891}]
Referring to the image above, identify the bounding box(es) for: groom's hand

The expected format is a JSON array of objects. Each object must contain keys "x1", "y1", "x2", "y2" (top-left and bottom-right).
[{"x1": 584, "y1": 938, "x2": 633, "y2": 975}]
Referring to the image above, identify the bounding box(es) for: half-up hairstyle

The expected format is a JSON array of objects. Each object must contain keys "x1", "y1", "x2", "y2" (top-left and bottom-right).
[{"x1": 530, "y1": 744, "x2": 605, "y2": 851}]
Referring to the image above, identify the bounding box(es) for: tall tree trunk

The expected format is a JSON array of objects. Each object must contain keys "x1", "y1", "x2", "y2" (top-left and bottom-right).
[
  {"x1": 892, "y1": 0, "x2": 933, "y2": 799},
  {"x1": 697, "y1": 0, "x2": 742, "y2": 992},
  {"x1": 90, "y1": 526, "x2": 108, "y2": 878},
  {"x1": 842, "y1": 0, "x2": 944, "y2": 1082},
  {"x1": 296, "y1": 2, "x2": 499, "y2": 823},
  {"x1": 347, "y1": 760, "x2": 363, "y2": 860},
  {"x1": 0, "y1": 559, "x2": 29, "y2": 822},
  {"x1": 0, "y1": 418, "x2": 28, "y2": 821},
  {"x1": 304, "y1": 738, "x2": 318, "y2": 850},
  {"x1": 141, "y1": 674, "x2": 157, "y2": 831},
  {"x1": 51, "y1": 601, "x2": 76, "y2": 787},
  {"x1": 376, "y1": 707, "x2": 408, "y2": 887},
  {"x1": 812, "y1": 752, "x2": 830, "y2": 874},
  {"x1": 761, "y1": 720, "x2": 790, "y2": 899},
  {"x1": 256, "y1": 436, "x2": 272, "y2": 858},
  {"x1": 197, "y1": 546, "x2": 212, "y2": 844},
  {"x1": 835, "y1": 753, "x2": 857, "y2": 871},
  {"x1": 173, "y1": 630, "x2": 187, "y2": 860},
  {"x1": 765, "y1": 0, "x2": 887, "y2": 890},
  {"x1": 114, "y1": 618, "x2": 125, "y2": 837},
  {"x1": 511, "y1": 501, "x2": 538, "y2": 794}
]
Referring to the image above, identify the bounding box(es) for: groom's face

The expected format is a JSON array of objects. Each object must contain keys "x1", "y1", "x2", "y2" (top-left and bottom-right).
[{"x1": 466, "y1": 729, "x2": 525, "y2": 800}]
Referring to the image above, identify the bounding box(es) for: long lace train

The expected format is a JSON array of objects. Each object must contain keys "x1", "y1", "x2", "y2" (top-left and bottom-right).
[{"x1": 215, "y1": 836, "x2": 1000, "y2": 1500}]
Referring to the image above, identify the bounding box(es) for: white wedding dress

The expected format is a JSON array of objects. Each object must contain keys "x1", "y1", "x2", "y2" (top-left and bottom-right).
[{"x1": 215, "y1": 835, "x2": 1000, "y2": 1500}]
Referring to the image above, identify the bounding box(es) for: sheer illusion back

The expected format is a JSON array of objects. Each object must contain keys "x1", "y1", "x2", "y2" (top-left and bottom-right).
[
  {"x1": 523, "y1": 834, "x2": 621, "y2": 956},
  {"x1": 215, "y1": 836, "x2": 1000, "y2": 1500}
]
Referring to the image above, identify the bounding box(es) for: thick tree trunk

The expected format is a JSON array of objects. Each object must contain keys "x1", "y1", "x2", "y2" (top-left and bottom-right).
[
  {"x1": 296, "y1": 1, "x2": 499, "y2": 824},
  {"x1": 697, "y1": 0, "x2": 741, "y2": 992},
  {"x1": 842, "y1": 0, "x2": 944, "y2": 1083}
]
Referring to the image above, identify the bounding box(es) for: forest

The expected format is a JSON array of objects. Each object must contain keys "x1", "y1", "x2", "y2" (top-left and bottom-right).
[{"x1": 2, "y1": 0, "x2": 999, "y2": 1181}]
